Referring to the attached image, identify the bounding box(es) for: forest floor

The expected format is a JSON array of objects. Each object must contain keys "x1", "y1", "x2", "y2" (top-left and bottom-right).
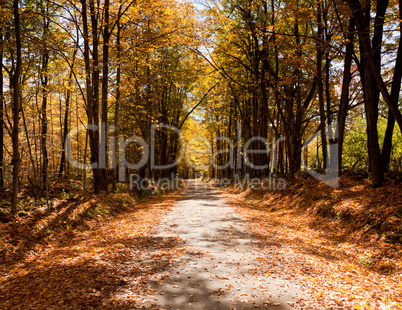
[
  {"x1": 220, "y1": 174, "x2": 402, "y2": 309},
  {"x1": 0, "y1": 187, "x2": 184, "y2": 309},
  {"x1": 0, "y1": 176, "x2": 401, "y2": 309}
]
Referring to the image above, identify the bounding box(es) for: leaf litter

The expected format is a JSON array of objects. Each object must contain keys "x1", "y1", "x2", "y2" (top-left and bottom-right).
[
  {"x1": 0, "y1": 190, "x2": 189, "y2": 309},
  {"x1": 221, "y1": 176, "x2": 402, "y2": 309}
]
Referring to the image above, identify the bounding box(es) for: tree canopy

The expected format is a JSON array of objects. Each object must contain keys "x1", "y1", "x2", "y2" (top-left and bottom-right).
[{"x1": 0, "y1": 0, "x2": 402, "y2": 211}]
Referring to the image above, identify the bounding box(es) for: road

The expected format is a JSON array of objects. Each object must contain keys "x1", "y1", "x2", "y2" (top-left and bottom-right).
[{"x1": 141, "y1": 180, "x2": 302, "y2": 309}]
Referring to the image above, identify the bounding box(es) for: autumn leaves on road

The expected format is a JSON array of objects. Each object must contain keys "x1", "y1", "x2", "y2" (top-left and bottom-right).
[{"x1": 135, "y1": 180, "x2": 301, "y2": 309}]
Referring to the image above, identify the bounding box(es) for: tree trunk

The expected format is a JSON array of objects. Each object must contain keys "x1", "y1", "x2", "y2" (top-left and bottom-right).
[
  {"x1": 287, "y1": 17, "x2": 303, "y2": 177},
  {"x1": 81, "y1": 0, "x2": 105, "y2": 193},
  {"x1": 362, "y1": 11, "x2": 383, "y2": 186},
  {"x1": 337, "y1": 18, "x2": 355, "y2": 171},
  {"x1": 382, "y1": 0, "x2": 402, "y2": 172},
  {"x1": 89, "y1": 0, "x2": 103, "y2": 193},
  {"x1": 59, "y1": 49, "x2": 77, "y2": 177},
  {"x1": 317, "y1": 0, "x2": 328, "y2": 169},
  {"x1": 81, "y1": 0, "x2": 93, "y2": 190},
  {"x1": 0, "y1": 20, "x2": 4, "y2": 190},
  {"x1": 40, "y1": 13, "x2": 50, "y2": 204},
  {"x1": 11, "y1": 0, "x2": 22, "y2": 214},
  {"x1": 348, "y1": 0, "x2": 387, "y2": 186},
  {"x1": 100, "y1": 0, "x2": 110, "y2": 191},
  {"x1": 112, "y1": 11, "x2": 122, "y2": 192},
  {"x1": 324, "y1": 7, "x2": 334, "y2": 167},
  {"x1": 348, "y1": 0, "x2": 402, "y2": 133}
]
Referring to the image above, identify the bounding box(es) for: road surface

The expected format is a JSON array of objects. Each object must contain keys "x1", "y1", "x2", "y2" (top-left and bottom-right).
[{"x1": 140, "y1": 180, "x2": 303, "y2": 309}]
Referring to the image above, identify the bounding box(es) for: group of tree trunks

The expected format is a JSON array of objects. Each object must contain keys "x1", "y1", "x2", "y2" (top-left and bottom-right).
[{"x1": 1, "y1": 0, "x2": 402, "y2": 214}]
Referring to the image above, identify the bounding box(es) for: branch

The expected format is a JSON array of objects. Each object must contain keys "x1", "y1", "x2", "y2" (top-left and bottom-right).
[{"x1": 178, "y1": 78, "x2": 222, "y2": 129}]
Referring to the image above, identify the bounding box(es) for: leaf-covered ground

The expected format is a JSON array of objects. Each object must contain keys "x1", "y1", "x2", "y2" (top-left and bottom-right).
[
  {"x1": 1, "y1": 176, "x2": 401, "y2": 309},
  {"x1": 221, "y1": 176, "x2": 402, "y2": 309},
  {"x1": 0, "y1": 190, "x2": 186, "y2": 309}
]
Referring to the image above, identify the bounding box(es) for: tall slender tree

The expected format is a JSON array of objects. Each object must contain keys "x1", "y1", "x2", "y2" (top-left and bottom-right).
[
  {"x1": 0, "y1": 0, "x2": 4, "y2": 190},
  {"x1": 11, "y1": 0, "x2": 22, "y2": 213}
]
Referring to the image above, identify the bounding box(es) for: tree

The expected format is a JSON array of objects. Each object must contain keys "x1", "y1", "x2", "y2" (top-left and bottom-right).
[
  {"x1": 336, "y1": 17, "x2": 355, "y2": 171},
  {"x1": 0, "y1": 0, "x2": 5, "y2": 190},
  {"x1": 11, "y1": 0, "x2": 22, "y2": 213},
  {"x1": 346, "y1": 0, "x2": 402, "y2": 186}
]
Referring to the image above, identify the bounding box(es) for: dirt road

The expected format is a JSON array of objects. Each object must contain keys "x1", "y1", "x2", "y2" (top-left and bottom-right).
[{"x1": 139, "y1": 181, "x2": 303, "y2": 309}]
